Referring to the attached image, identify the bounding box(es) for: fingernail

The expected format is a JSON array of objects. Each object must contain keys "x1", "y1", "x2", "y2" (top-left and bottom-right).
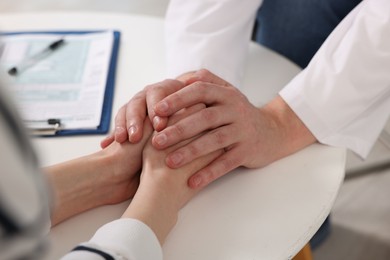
[
  {"x1": 128, "y1": 125, "x2": 137, "y2": 136},
  {"x1": 154, "y1": 133, "x2": 167, "y2": 146},
  {"x1": 169, "y1": 153, "x2": 183, "y2": 166},
  {"x1": 156, "y1": 101, "x2": 169, "y2": 113},
  {"x1": 153, "y1": 116, "x2": 161, "y2": 129}
]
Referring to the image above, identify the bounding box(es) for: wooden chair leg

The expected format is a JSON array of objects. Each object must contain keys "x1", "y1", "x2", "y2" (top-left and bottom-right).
[{"x1": 292, "y1": 243, "x2": 313, "y2": 260}]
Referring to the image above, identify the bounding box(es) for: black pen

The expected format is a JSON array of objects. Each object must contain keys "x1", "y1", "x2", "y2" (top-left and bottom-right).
[
  {"x1": 23, "y1": 118, "x2": 62, "y2": 136},
  {"x1": 24, "y1": 118, "x2": 62, "y2": 125},
  {"x1": 8, "y1": 38, "x2": 66, "y2": 76}
]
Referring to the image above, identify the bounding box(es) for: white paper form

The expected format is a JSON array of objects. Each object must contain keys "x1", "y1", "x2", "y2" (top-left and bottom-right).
[{"x1": 0, "y1": 31, "x2": 114, "y2": 130}]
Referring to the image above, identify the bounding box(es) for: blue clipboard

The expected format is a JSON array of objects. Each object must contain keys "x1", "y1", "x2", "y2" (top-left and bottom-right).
[{"x1": 0, "y1": 30, "x2": 120, "y2": 136}]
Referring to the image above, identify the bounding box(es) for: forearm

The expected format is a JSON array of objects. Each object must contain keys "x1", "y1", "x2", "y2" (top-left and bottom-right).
[
  {"x1": 121, "y1": 175, "x2": 178, "y2": 246},
  {"x1": 45, "y1": 142, "x2": 143, "y2": 227},
  {"x1": 44, "y1": 152, "x2": 111, "y2": 226}
]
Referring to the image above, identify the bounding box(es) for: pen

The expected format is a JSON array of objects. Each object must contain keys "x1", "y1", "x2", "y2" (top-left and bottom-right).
[
  {"x1": 8, "y1": 38, "x2": 66, "y2": 76},
  {"x1": 24, "y1": 118, "x2": 62, "y2": 136},
  {"x1": 24, "y1": 118, "x2": 62, "y2": 126}
]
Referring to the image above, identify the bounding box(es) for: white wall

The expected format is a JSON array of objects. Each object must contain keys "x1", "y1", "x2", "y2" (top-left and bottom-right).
[{"x1": 0, "y1": 0, "x2": 170, "y2": 17}]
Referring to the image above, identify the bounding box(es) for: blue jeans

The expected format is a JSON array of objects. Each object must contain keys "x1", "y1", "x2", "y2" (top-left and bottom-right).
[{"x1": 254, "y1": 0, "x2": 362, "y2": 68}]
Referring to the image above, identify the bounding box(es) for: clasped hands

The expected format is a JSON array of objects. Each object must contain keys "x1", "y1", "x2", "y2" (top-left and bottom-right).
[
  {"x1": 46, "y1": 69, "x2": 315, "y2": 245},
  {"x1": 102, "y1": 69, "x2": 313, "y2": 190}
]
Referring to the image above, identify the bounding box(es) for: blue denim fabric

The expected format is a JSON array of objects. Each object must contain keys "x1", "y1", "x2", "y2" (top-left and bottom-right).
[{"x1": 254, "y1": 0, "x2": 362, "y2": 68}]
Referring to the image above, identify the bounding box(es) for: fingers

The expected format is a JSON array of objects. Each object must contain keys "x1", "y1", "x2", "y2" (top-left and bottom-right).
[
  {"x1": 164, "y1": 124, "x2": 240, "y2": 168},
  {"x1": 101, "y1": 96, "x2": 148, "y2": 148},
  {"x1": 146, "y1": 79, "x2": 186, "y2": 131},
  {"x1": 187, "y1": 148, "x2": 242, "y2": 189},
  {"x1": 178, "y1": 148, "x2": 224, "y2": 190},
  {"x1": 152, "y1": 105, "x2": 234, "y2": 150},
  {"x1": 140, "y1": 117, "x2": 154, "y2": 144},
  {"x1": 114, "y1": 104, "x2": 131, "y2": 143},
  {"x1": 100, "y1": 132, "x2": 115, "y2": 149},
  {"x1": 111, "y1": 79, "x2": 186, "y2": 144},
  {"x1": 152, "y1": 104, "x2": 207, "y2": 149},
  {"x1": 124, "y1": 91, "x2": 147, "y2": 143},
  {"x1": 185, "y1": 69, "x2": 232, "y2": 87},
  {"x1": 154, "y1": 81, "x2": 236, "y2": 117},
  {"x1": 113, "y1": 91, "x2": 147, "y2": 144},
  {"x1": 167, "y1": 103, "x2": 206, "y2": 126}
]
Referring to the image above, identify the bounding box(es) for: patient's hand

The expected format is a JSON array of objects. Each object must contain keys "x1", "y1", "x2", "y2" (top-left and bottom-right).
[
  {"x1": 46, "y1": 118, "x2": 153, "y2": 226},
  {"x1": 97, "y1": 118, "x2": 153, "y2": 204},
  {"x1": 122, "y1": 104, "x2": 223, "y2": 244}
]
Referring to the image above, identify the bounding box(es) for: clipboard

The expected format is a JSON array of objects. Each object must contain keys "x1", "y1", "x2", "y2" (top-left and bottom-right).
[{"x1": 0, "y1": 30, "x2": 120, "y2": 136}]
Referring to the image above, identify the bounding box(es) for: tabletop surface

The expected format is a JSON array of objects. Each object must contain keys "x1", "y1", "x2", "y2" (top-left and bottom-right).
[{"x1": 0, "y1": 12, "x2": 346, "y2": 260}]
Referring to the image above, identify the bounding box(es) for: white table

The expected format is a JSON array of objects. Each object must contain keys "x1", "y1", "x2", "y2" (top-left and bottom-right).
[{"x1": 0, "y1": 12, "x2": 346, "y2": 260}]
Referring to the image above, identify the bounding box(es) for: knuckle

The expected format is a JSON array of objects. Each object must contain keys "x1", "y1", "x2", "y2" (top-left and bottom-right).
[
  {"x1": 197, "y1": 69, "x2": 211, "y2": 79},
  {"x1": 213, "y1": 130, "x2": 227, "y2": 146},
  {"x1": 147, "y1": 79, "x2": 181, "y2": 94},
  {"x1": 146, "y1": 81, "x2": 166, "y2": 94},
  {"x1": 144, "y1": 83, "x2": 154, "y2": 92},
  {"x1": 168, "y1": 92, "x2": 183, "y2": 106},
  {"x1": 191, "y1": 82, "x2": 208, "y2": 95},
  {"x1": 115, "y1": 111, "x2": 125, "y2": 125},
  {"x1": 200, "y1": 108, "x2": 216, "y2": 122},
  {"x1": 201, "y1": 167, "x2": 217, "y2": 184},
  {"x1": 161, "y1": 79, "x2": 177, "y2": 86},
  {"x1": 220, "y1": 156, "x2": 239, "y2": 172},
  {"x1": 130, "y1": 91, "x2": 145, "y2": 103},
  {"x1": 145, "y1": 84, "x2": 159, "y2": 94},
  {"x1": 172, "y1": 123, "x2": 186, "y2": 137},
  {"x1": 192, "y1": 81, "x2": 205, "y2": 89},
  {"x1": 187, "y1": 143, "x2": 199, "y2": 157}
]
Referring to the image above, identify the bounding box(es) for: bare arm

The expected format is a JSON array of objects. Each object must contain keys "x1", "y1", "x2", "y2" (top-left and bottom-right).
[{"x1": 46, "y1": 119, "x2": 152, "y2": 226}]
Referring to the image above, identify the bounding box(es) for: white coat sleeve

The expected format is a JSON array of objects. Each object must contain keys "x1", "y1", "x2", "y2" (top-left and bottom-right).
[
  {"x1": 61, "y1": 218, "x2": 162, "y2": 260},
  {"x1": 280, "y1": 0, "x2": 390, "y2": 158},
  {"x1": 165, "y1": 0, "x2": 263, "y2": 88}
]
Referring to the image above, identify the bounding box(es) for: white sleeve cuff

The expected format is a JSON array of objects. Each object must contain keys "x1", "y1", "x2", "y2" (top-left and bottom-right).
[
  {"x1": 62, "y1": 218, "x2": 162, "y2": 260},
  {"x1": 90, "y1": 218, "x2": 162, "y2": 260}
]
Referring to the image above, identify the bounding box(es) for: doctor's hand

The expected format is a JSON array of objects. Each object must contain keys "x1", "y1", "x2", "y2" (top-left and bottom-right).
[{"x1": 151, "y1": 69, "x2": 317, "y2": 189}]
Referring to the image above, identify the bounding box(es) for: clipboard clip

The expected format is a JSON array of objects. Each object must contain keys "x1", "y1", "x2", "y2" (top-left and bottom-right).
[{"x1": 24, "y1": 118, "x2": 62, "y2": 136}]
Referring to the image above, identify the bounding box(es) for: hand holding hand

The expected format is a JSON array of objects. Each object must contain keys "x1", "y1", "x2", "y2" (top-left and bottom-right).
[
  {"x1": 97, "y1": 118, "x2": 153, "y2": 204},
  {"x1": 152, "y1": 69, "x2": 316, "y2": 189},
  {"x1": 122, "y1": 104, "x2": 222, "y2": 244},
  {"x1": 100, "y1": 78, "x2": 190, "y2": 148},
  {"x1": 46, "y1": 118, "x2": 153, "y2": 226}
]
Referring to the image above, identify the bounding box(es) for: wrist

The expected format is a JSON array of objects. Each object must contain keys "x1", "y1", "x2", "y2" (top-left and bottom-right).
[
  {"x1": 46, "y1": 153, "x2": 107, "y2": 226},
  {"x1": 46, "y1": 147, "x2": 139, "y2": 226},
  {"x1": 261, "y1": 95, "x2": 316, "y2": 155},
  {"x1": 121, "y1": 169, "x2": 179, "y2": 245},
  {"x1": 90, "y1": 148, "x2": 140, "y2": 205}
]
